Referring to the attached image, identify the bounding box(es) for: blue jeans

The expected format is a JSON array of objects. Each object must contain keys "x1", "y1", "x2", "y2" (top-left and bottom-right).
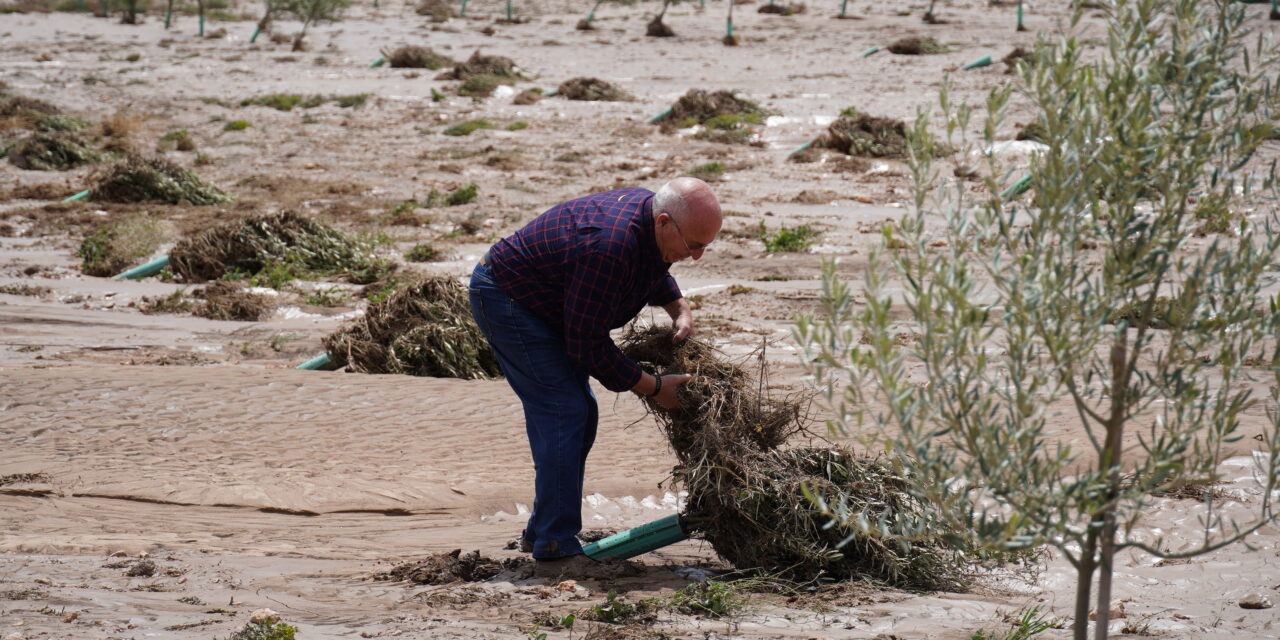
[{"x1": 468, "y1": 262, "x2": 598, "y2": 559}]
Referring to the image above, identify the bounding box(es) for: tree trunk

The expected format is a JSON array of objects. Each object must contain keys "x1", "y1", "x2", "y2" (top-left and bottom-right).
[
  {"x1": 1073, "y1": 529, "x2": 1098, "y2": 640},
  {"x1": 1093, "y1": 338, "x2": 1130, "y2": 640},
  {"x1": 657, "y1": 0, "x2": 669, "y2": 21}
]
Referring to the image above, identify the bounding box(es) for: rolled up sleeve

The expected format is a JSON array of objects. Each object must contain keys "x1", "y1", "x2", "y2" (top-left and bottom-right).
[{"x1": 562, "y1": 248, "x2": 645, "y2": 392}]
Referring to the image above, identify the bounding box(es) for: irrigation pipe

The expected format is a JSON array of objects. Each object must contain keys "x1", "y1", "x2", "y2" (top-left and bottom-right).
[
  {"x1": 646, "y1": 106, "x2": 672, "y2": 124},
  {"x1": 61, "y1": 189, "x2": 91, "y2": 203},
  {"x1": 999, "y1": 173, "x2": 1033, "y2": 199},
  {"x1": 960, "y1": 55, "x2": 992, "y2": 70},
  {"x1": 297, "y1": 352, "x2": 334, "y2": 370},
  {"x1": 582, "y1": 514, "x2": 688, "y2": 560},
  {"x1": 860, "y1": 45, "x2": 880, "y2": 57},
  {"x1": 112, "y1": 255, "x2": 171, "y2": 280}
]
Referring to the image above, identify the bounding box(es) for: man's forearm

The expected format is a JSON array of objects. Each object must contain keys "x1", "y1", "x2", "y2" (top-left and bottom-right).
[{"x1": 663, "y1": 297, "x2": 690, "y2": 321}]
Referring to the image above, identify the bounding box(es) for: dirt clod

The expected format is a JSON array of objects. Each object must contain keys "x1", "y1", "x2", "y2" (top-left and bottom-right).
[
  {"x1": 887, "y1": 36, "x2": 949, "y2": 55},
  {"x1": 646, "y1": 17, "x2": 675, "y2": 37}
]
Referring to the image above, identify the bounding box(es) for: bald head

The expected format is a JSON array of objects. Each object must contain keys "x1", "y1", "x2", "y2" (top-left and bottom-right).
[
  {"x1": 652, "y1": 177, "x2": 723, "y2": 262},
  {"x1": 654, "y1": 177, "x2": 722, "y2": 228}
]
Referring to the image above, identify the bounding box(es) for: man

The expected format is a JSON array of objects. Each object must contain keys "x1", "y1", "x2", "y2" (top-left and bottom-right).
[{"x1": 468, "y1": 176, "x2": 722, "y2": 577}]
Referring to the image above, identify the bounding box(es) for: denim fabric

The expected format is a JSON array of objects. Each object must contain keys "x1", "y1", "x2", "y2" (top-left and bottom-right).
[{"x1": 469, "y1": 262, "x2": 598, "y2": 559}]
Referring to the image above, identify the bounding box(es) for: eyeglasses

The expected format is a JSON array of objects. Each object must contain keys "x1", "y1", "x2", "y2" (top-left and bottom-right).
[{"x1": 670, "y1": 216, "x2": 711, "y2": 253}]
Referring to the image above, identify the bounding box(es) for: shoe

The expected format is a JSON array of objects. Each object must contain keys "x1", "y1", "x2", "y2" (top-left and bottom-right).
[{"x1": 533, "y1": 554, "x2": 640, "y2": 580}]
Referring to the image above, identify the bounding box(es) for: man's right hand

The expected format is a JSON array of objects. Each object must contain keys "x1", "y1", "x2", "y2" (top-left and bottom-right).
[{"x1": 652, "y1": 373, "x2": 691, "y2": 410}]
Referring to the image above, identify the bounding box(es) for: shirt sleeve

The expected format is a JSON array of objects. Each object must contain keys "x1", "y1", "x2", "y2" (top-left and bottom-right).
[
  {"x1": 562, "y1": 247, "x2": 646, "y2": 392},
  {"x1": 647, "y1": 274, "x2": 682, "y2": 307}
]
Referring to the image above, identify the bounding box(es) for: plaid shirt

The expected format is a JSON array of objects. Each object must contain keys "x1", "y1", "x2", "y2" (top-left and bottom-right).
[{"x1": 487, "y1": 187, "x2": 683, "y2": 392}]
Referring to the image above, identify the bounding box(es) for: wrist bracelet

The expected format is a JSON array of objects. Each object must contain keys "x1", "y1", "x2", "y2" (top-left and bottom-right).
[{"x1": 646, "y1": 375, "x2": 663, "y2": 398}]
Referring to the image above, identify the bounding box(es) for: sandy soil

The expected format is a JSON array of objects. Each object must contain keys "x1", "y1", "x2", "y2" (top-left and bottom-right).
[{"x1": 2, "y1": 0, "x2": 1280, "y2": 638}]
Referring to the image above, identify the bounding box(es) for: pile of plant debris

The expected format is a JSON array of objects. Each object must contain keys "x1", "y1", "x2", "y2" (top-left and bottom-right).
[
  {"x1": 91, "y1": 155, "x2": 232, "y2": 205},
  {"x1": 887, "y1": 36, "x2": 949, "y2": 55},
  {"x1": 78, "y1": 214, "x2": 165, "y2": 277},
  {"x1": 7, "y1": 132, "x2": 102, "y2": 171},
  {"x1": 415, "y1": 0, "x2": 455, "y2": 21},
  {"x1": 323, "y1": 273, "x2": 501, "y2": 380},
  {"x1": 655, "y1": 89, "x2": 771, "y2": 145},
  {"x1": 438, "y1": 50, "x2": 520, "y2": 81},
  {"x1": 374, "y1": 550, "x2": 524, "y2": 584},
  {"x1": 557, "y1": 77, "x2": 634, "y2": 102},
  {"x1": 621, "y1": 327, "x2": 973, "y2": 589},
  {"x1": 813, "y1": 107, "x2": 909, "y2": 158},
  {"x1": 385, "y1": 45, "x2": 453, "y2": 69},
  {"x1": 758, "y1": 1, "x2": 803, "y2": 14},
  {"x1": 168, "y1": 211, "x2": 376, "y2": 283},
  {"x1": 191, "y1": 281, "x2": 276, "y2": 321}
]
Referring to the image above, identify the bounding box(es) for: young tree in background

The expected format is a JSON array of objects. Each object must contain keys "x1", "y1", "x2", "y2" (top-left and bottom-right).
[
  {"x1": 796, "y1": 0, "x2": 1280, "y2": 638},
  {"x1": 286, "y1": 0, "x2": 351, "y2": 51}
]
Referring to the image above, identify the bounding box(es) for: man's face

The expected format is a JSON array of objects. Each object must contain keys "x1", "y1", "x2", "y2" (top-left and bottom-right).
[{"x1": 658, "y1": 210, "x2": 721, "y2": 263}]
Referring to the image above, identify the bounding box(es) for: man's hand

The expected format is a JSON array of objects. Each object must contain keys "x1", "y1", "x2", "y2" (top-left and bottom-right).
[
  {"x1": 653, "y1": 373, "x2": 691, "y2": 410},
  {"x1": 664, "y1": 298, "x2": 695, "y2": 343}
]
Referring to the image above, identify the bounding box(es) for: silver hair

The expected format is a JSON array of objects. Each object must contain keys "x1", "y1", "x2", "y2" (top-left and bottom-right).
[{"x1": 653, "y1": 181, "x2": 689, "y2": 221}]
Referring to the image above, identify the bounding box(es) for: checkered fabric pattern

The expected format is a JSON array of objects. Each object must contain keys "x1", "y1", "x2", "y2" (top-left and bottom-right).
[{"x1": 486, "y1": 187, "x2": 682, "y2": 391}]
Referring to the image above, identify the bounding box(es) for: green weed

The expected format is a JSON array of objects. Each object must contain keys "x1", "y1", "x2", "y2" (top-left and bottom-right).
[
  {"x1": 446, "y1": 183, "x2": 478, "y2": 205},
  {"x1": 404, "y1": 243, "x2": 440, "y2": 262},
  {"x1": 224, "y1": 119, "x2": 252, "y2": 131},
  {"x1": 760, "y1": 222, "x2": 817, "y2": 252},
  {"x1": 443, "y1": 120, "x2": 493, "y2": 136}
]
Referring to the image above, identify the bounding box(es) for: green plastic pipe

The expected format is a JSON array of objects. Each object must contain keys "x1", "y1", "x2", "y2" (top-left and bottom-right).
[
  {"x1": 999, "y1": 173, "x2": 1033, "y2": 199},
  {"x1": 726, "y1": 16, "x2": 733, "y2": 36},
  {"x1": 297, "y1": 352, "x2": 333, "y2": 370},
  {"x1": 646, "y1": 106, "x2": 672, "y2": 124},
  {"x1": 1016, "y1": 3, "x2": 1024, "y2": 28},
  {"x1": 112, "y1": 255, "x2": 170, "y2": 280},
  {"x1": 787, "y1": 138, "x2": 815, "y2": 158},
  {"x1": 583, "y1": 10, "x2": 594, "y2": 23},
  {"x1": 165, "y1": 8, "x2": 172, "y2": 28},
  {"x1": 505, "y1": 0, "x2": 512, "y2": 20},
  {"x1": 860, "y1": 45, "x2": 880, "y2": 57},
  {"x1": 961, "y1": 55, "x2": 992, "y2": 70},
  {"x1": 1271, "y1": 0, "x2": 1278, "y2": 19},
  {"x1": 582, "y1": 515, "x2": 688, "y2": 560},
  {"x1": 459, "y1": 0, "x2": 467, "y2": 17},
  {"x1": 839, "y1": 0, "x2": 848, "y2": 17},
  {"x1": 250, "y1": 25, "x2": 261, "y2": 42},
  {"x1": 370, "y1": 55, "x2": 386, "y2": 67},
  {"x1": 61, "y1": 189, "x2": 91, "y2": 203},
  {"x1": 199, "y1": 13, "x2": 205, "y2": 37}
]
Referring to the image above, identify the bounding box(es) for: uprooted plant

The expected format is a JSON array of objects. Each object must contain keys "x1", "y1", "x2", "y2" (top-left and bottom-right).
[
  {"x1": 323, "y1": 273, "x2": 501, "y2": 380},
  {"x1": 623, "y1": 327, "x2": 988, "y2": 589}
]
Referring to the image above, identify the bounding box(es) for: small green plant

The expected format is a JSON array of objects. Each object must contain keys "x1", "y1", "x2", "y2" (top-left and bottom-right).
[
  {"x1": 443, "y1": 119, "x2": 494, "y2": 136},
  {"x1": 249, "y1": 258, "x2": 304, "y2": 290},
  {"x1": 176, "y1": 595, "x2": 204, "y2": 605},
  {"x1": 242, "y1": 94, "x2": 305, "y2": 111},
  {"x1": 665, "y1": 579, "x2": 749, "y2": 618},
  {"x1": 335, "y1": 93, "x2": 370, "y2": 108},
  {"x1": 505, "y1": 121, "x2": 528, "y2": 131},
  {"x1": 404, "y1": 243, "x2": 440, "y2": 262},
  {"x1": 158, "y1": 129, "x2": 196, "y2": 151},
  {"x1": 431, "y1": 88, "x2": 446, "y2": 102},
  {"x1": 971, "y1": 606, "x2": 1060, "y2": 640},
  {"x1": 446, "y1": 183, "x2": 478, "y2": 205},
  {"x1": 306, "y1": 286, "x2": 350, "y2": 306},
  {"x1": 36, "y1": 113, "x2": 91, "y2": 132},
  {"x1": 457, "y1": 74, "x2": 509, "y2": 98},
  {"x1": 727, "y1": 284, "x2": 755, "y2": 295},
  {"x1": 759, "y1": 222, "x2": 817, "y2": 252},
  {"x1": 580, "y1": 590, "x2": 640, "y2": 624},
  {"x1": 689, "y1": 161, "x2": 724, "y2": 179},
  {"x1": 228, "y1": 619, "x2": 298, "y2": 640},
  {"x1": 224, "y1": 119, "x2": 252, "y2": 131}
]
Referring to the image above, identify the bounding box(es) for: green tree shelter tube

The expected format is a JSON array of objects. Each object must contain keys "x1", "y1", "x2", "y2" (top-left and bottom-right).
[
  {"x1": 113, "y1": 255, "x2": 171, "y2": 280},
  {"x1": 582, "y1": 514, "x2": 688, "y2": 560}
]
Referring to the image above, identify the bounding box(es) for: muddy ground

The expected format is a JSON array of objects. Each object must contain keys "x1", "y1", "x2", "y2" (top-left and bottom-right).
[{"x1": 2, "y1": 0, "x2": 1280, "y2": 638}]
